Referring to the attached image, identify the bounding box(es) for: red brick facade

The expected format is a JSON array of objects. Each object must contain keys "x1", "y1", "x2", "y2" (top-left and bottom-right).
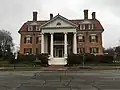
[{"x1": 18, "y1": 10, "x2": 104, "y2": 55}]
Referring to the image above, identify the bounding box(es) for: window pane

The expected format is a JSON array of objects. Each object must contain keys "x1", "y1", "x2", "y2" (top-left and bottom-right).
[{"x1": 33, "y1": 25, "x2": 36, "y2": 30}]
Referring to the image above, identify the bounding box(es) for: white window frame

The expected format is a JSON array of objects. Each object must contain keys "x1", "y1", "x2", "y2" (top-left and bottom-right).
[
  {"x1": 28, "y1": 26, "x2": 33, "y2": 31},
  {"x1": 25, "y1": 35, "x2": 32, "y2": 43},
  {"x1": 83, "y1": 24, "x2": 85, "y2": 30},
  {"x1": 36, "y1": 26, "x2": 40, "y2": 31},
  {"x1": 89, "y1": 24, "x2": 91, "y2": 29},
  {"x1": 80, "y1": 25, "x2": 82, "y2": 30},
  {"x1": 92, "y1": 24, "x2": 94, "y2": 29},
  {"x1": 90, "y1": 34, "x2": 97, "y2": 42}
]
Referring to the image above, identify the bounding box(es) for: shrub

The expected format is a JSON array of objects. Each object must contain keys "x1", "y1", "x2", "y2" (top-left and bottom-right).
[
  {"x1": 85, "y1": 54, "x2": 113, "y2": 64},
  {"x1": 67, "y1": 54, "x2": 83, "y2": 66},
  {"x1": 84, "y1": 54, "x2": 95, "y2": 64},
  {"x1": 16, "y1": 54, "x2": 36, "y2": 64},
  {"x1": 114, "y1": 55, "x2": 120, "y2": 61},
  {"x1": 66, "y1": 54, "x2": 114, "y2": 65},
  {"x1": 36, "y1": 53, "x2": 49, "y2": 66}
]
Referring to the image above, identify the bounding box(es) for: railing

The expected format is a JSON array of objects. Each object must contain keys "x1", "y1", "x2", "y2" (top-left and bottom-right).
[{"x1": 54, "y1": 41, "x2": 68, "y2": 45}]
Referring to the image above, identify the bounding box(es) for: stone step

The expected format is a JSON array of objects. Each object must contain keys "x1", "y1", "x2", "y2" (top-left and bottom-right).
[{"x1": 48, "y1": 58, "x2": 67, "y2": 65}]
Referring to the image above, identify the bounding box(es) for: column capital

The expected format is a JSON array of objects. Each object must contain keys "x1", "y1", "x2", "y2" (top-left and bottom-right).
[
  {"x1": 64, "y1": 32, "x2": 68, "y2": 34},
  {"x1": 41, "y1": 33, "x2": 44, "y2": 35},
  {"x1": 73, "y1": 32, "x2": 77, "y2": 34},
  {"x1": 50, "y1": 32, "x2": 54, "y2": 35}
]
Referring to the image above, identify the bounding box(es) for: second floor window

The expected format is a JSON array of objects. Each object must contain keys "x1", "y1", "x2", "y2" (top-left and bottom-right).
[
  {"x1": 89, "y1": 35, "x2": 98, "y2": 42},
  {"x1": 24, "y1": 36, "x2": 32, "y2": 44},
  {"x1": 78, "y1": 35, "x2": 85, "y2": 42}
]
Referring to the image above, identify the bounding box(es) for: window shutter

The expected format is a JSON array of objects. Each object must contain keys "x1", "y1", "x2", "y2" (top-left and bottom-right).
[
  {"x1": 90, "y1": 48, "x2": 92, "y2": 53},
  {"x1": 94, "y1": 24, "x2": 96, "y2": 29},
  {"x1": 89, "y1": 36, "x2": 91, "y2": 42},
  {"x1": 83, "y1": 36, "x2": 85, "y2": 42},
  {"x1": 96, "y1": 48, "x2": 99, "y2": 53},
  {"x1": 24, "y1": 37, "x2": 26, "y2": 43},
  {"x1": 96, "y1": 35, "x2": 98, "y2": 42},
  {"x1": 36, "y1": 37, "x2": 38, "y2": 43},
  {"x1": 30, "y1": 37, "x2": 32, "y2": 43},
  {"x1": 30, "y1": 48, "x2": 32, "y2": 54}
]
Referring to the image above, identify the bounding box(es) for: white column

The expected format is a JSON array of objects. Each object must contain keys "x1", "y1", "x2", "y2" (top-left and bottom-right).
[
  {"x1": 64, "y1": 32, "x2": 67, "y2": 57},
  {"x1": 73, "y1": 32, "x2": 77, "y2": 54},
  {"x1": 50, "y1": 33, "x2": 54, "y2": 58},
  {"x1": 41, "y1": 33, "x2": 44, "y2": 53}
]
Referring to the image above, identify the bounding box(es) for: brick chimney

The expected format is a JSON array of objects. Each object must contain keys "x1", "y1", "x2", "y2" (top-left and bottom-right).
[
  {"x1": 50, "y1": 13, "x2": 53, "y2": 20},
  {"x1": 84, "y1": 9, "x2": 88, "y2": 19},
  {"x1": 92, "y1": 12, "x2": 96, "y2": 19},
  {"x1": 33, "y1": 12, "x2": 38, "y2": 21}
]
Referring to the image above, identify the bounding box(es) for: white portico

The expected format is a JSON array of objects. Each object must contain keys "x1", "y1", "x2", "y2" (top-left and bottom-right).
[{"x1": 40, "y1": 14, "x2": 77, "y2": 65}]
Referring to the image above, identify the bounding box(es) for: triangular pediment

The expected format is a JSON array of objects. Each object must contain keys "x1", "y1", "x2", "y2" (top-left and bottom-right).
[{"x1": 40, "y1": 14, "x2": 77, "y2": 28}]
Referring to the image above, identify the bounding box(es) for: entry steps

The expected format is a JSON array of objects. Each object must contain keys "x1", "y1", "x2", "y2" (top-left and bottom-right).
[{"x1": 48, "y1": 58, "x2": 67, "y2": 65}]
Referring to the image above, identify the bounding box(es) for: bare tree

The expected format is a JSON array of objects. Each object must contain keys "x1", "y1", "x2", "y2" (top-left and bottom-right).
[{"x1": 0, "y1": 29, "x2": 14, "y2": 55}]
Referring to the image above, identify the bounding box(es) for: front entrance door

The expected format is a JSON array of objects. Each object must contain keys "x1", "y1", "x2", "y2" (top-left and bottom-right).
[{"x1": 54, "y1": 46, "x2": 64, "y2": 57}]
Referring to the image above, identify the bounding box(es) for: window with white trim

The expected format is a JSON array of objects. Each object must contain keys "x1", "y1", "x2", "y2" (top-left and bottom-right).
[
  {"x1": 28, "y1": 26, "x2": 33, "y2": 31},
  {"x1": 24, "y1": 35, "x2": 32, "y2": 44},
  {"x1": 92, "y1": 24, "x2": 95, "y2": 29},
  {"x1": 89, "y1": 34, "x2": 98, "y2": 42},
  {"x1": 78, "y1": 34, "x2": 85, "y2": 42},
  {"x1": 36, "y1": 26, "x2": 40, "y2": 31}
]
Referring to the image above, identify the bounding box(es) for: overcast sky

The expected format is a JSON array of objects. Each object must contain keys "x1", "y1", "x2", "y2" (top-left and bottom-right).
[{"x1": 0, "y1": 0, "x2": 120, "y2": 49}]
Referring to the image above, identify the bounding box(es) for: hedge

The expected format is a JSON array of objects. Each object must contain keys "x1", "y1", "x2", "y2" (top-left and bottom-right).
[
  {"x1": 66, "y1": 54, "x2": 114, "y2": 66},
  {"x1": 66, "y1": 54, "x2": 83, "y2": 66},
  {"x1": 12, "y1": 53, "x2": 49, "y2": 66}
]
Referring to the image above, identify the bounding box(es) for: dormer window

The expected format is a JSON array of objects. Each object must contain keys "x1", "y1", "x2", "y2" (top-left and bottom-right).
[
  {"x1": 28, "y1": 26, "x2": 33, "y2": 31},
  {"x1": 36, "y1": 26, "x2": 40, "y2": 31},
  {"x1": 89, "y1": 24, "x2": 92, "y2": 29},
  {"x1": 79, "y1": 24, "x2": 85, "y2": 30},
  {"x1": 79, "y1": 24, "x2": 95, "y2": 30},
  {"x1": 33, "y1": 25, "x2": 36, "y2": 30},
  {"x1": 92, "y1": 24, "x2": 95, "y2": 29},
  {"x1": 28, "y1": 25, "x2": 40, "y2": 31},
  {"x1": 56, "y1": 22, "x2": 61, "y2": 25},
  {"x1": 85, "y1": 24, "x2": 89, "y2": 29}
]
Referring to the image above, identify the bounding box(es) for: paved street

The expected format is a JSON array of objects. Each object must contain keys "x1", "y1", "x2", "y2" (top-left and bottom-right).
[{"x1": 1, "y1": 70, "x2": 120, "y2": 90}]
